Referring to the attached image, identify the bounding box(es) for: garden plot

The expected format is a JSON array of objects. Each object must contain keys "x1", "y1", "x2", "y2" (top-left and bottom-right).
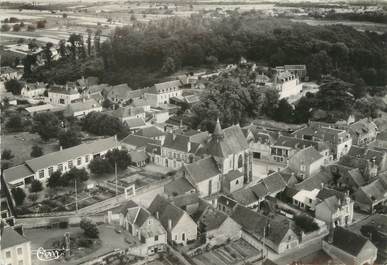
[{"x1": 193, "y1": 239, "x2": 262, "y2": 265}]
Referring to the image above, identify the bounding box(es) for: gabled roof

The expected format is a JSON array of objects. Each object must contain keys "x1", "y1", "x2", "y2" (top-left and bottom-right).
[
  {"x1": 121, "y1": 135, "x2": 160, "y2": 148},
  {"x1": 165, "y1": 177, "x2": 196, "y2": 197},
  {"x1": 148, "y1": 194, "x2": 188, "y2": 230},
  {"x1": 152, "y1": 80, "x2": 181, "y2": 93},
  {"x1": 184, "y1": 157, "x2": 221, "y2": 184},
  {"x1": 198, "y1": 207, "x2": 230, "y2": 231},
  {"x1": 107, "y1": 83, "x2": 132, "y2": 100},
  {"x1": 354, "y1": 178, "x2": 387, "y2": 204},
  {"x1": 205, "y1": 125, "x2": 248, "y2": 158},
  {"x1": 65, "y1": 99, "x2": 101, "y2": 115},
  {"x1": 330, "y1": 227, "x2": 373, "y2": 257},
  {"x1": 3, "y1": 164, "x2": 34, "y2": 183},
  {"x1": 290, "y1": 146, "x2": 324, "y2": 165},
  {"x1": 223, "y1": 170, "x2": 244, "y2": 182},
  {"x1": 1, "y1": 227, "x2": 29, "y2": 250},
  {"x1": 106, "y1": 106, "x2": 145, "y2": 119},
  {"x1": 250, "y1": 182, "x2": 269, "y2": 198},
  {"x1": 231, "y1": 188, "x2": 258, "y2": 206},
  {"x1": 274, "y1": 136, "x2": 329, "y2": 152},
  {"x1": 24, "y1": 137, "x2": 118, "y2": 172},
  {"x1": 263, "y1": 172, "x2": 287, "y2": 194},
  {"x1": 316, "y1": 187, "x2": 345, "y2": 201},
  {"x1": 349, "y1": 118, "x2": 377, "y2": 136},
  {"x1": 134, "y1": 126, "x2": 166, "y2": 138},
  {"x1": 49, "y1": 86, "x2": 79, "y2": 95},
  {"x1": 125, "y1": 118, "x2": 146, "y2": 128}
]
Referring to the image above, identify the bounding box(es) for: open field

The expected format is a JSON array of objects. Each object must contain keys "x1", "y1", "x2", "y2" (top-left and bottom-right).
[{"x1": 1, "y1": 131, "x2": 59, "y2": 166}]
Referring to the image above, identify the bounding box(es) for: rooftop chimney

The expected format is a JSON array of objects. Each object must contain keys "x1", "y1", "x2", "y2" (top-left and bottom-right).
[
  {"x1": 168, "y1": 219, "x2": 172, "y2": 230},
  {"x1": 156, "y1": 211, "x2": 159, "y2": 219}
]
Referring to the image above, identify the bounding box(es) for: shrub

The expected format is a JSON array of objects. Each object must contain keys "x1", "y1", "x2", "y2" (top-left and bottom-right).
[
  {"x1": 29, "y1": 180, "x2": 43, "y2": 193},
  {"x1": 28, "y1": 193, "x2": 39, "y2": 203},
  {"x1": 2, "y1": 149, "x2": 14, "y2": 160},
  {"x1": 31, "y1": 145, "x2": 43, "y2": 157},
  {"x1": 11, "y1": 187, "x2": 26, "y2": 206},
  {"x1": 294, "y1": 215, "x2": 319, "y2": 233},
  {"x1": 80, "y1": 218, "x2": 99, "y2": 238}
]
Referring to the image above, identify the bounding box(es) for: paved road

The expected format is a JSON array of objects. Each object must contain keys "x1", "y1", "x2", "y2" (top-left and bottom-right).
[{"x1": 25, "y1": 224, "x2": 130, "y2": 265}]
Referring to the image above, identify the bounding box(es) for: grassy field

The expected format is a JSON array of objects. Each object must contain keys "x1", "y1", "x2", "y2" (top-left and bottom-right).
[{"x1": 1, "y1": 131, "x2": 58, "y2": 166}]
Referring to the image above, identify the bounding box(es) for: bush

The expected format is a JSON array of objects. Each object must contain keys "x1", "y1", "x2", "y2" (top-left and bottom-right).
[
  {"x1": 58, "y1": 130, "x2": 81, "y2": 148},
  {"x1": 27, "y1": 25, "x2": 35, "y2": 31},
  {"x1": 6, "y1": 114, "x2": 23, "y2": 132},
  {"x1": 13, "y1": 24, "x2": 21, "y2": 32},
  {"x1": 61, "y1": 168, "x2": 89, "y2": 186},
  {"x1": 1, "y1": 24, "x2": 11, "y2": 32},
  {"x1": 80, "y1": 218, "x2": 99, "y2": 238},
  {"x1": 88, "y1": 158, "x2": 113, "y2": 175},
  {"x1": 36, "y1": 20, "x2": 46, "y2": 29},
  {"x1": 5, "y1": 79, "x2": 23, "y2": 95},
  {"x1": 47, "y1": 171, "x2": 62, "y2": 188},
  {"x1": 11, "y1": 187, "x2": 26, "y2": 206},
  {"x1": 31, "y1": 145, "x2": 43, "y2": 157},
  {"x1": 294, "y1": 215, "x2": 319, "y2": 233},
  {"x1": 29, "y1": 180, "x2": 43, "y2": 192},
  {"x1": 2, "y1": 149, "x2": 14, "y2": 160},
  {"x1": 28, "y1": 193, "x2": 39, "y2": 203}
]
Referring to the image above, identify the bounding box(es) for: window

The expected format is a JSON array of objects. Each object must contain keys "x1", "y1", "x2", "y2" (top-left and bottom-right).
[
  {"x1": 58, "y1": 164, "x2": 63, "y2": 172},
  {"x1": 48, "y1": 167, "x2": 54, "y2": 176},
  {"x1": 155, "y1": 235, "x2": 158, "y2": 241},
  {"x1": 238, "y1": 155, "x2": 243, "y2": 168},
  {"x1": 85, "y1": 155, "x2": 89, "y2": 163},
  {"x1": 77, "y1": 157, "x2": 82, "y2": 166},
  {"x1": 39, "y1": 170, "x2": 44, "y2": 179},
  {"x1": 175, "y1": 235, "x2": 177, "y2": 241},
  {"x1": 17, "y1": 248, "x2": 22, "y2": 255},
  {"x1": 59, "y1": 98, "x2": 65, "y2": 104},
  {"x1": 288, "y1": 236, "x2": 292, "y2": 241},
  {"x1": 182, "y1": 233, "x2": 185, "y2": 241},
  {"x1": 6, "y1": 251, "x2": 11, "y2": 258},
  {"x1": 68, "y1": 160, "x2": 73, "y2": 168}
]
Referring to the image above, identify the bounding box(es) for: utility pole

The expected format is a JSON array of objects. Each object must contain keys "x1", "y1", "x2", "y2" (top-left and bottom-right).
[
  {"x1": 75, "y1": 179, "x2": 78, "y2": 213},
  {"x1": 115, "y1": 162, "x2": 118, "y2": 196}
]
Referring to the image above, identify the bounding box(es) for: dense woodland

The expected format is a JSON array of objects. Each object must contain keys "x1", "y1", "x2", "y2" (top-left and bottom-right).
[{"x1": 23, "y1": 12, "x2": 387, "y2": 129}]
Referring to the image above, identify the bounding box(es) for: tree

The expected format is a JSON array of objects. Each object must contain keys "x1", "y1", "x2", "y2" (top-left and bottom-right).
[
  {"x1": 61, "y1": 168, "x2": 89, "y2": 186},
  {"x1": 273, "y1": 99, "x2": 294, "y2": 123},
  {"x1": 80, "y1": 218, "x2": 99, "y2": 238},
  {"x1": 32, "y1": 112, "x2": 60, "y2": 141},
  {"x1": 1, "y1": 24, "x2": 11, "y2": 32},
  {"x1": 2, "y1": 149, "x2": 14, "y2": 160},
  {"x1": 29, "y1": 180, "x2": 43, "y2": 193},
  {"x1": 161, "y1": 57, "x2": 176, "y2": 74},
  {"x1": 82, "y1": 112, "x2": 127, "y2": 136},
  {"x1": 294, "y1": 215, "x2": 319, "y2": 233},
  {"x1": 105, "y1": 149, "x2": 130, "y2": 170},
  {"x1": 12, "y1": 24, "x2": 21, "y2": 32},
  {"x1": 4, "y1": 79, "x2": 23, "y2": 95},
  {"x1": 88, "y1": 158, "x2": 113, "y2": 175},
  {"x1": 11, "y1": 187, "x2": 26, "y2": 206},
  {"x1": 27, "y1": 25, "x2": 35, "y2": 31},
  {"x1": 62, "y1": 13, "x2": 68, "y2": 19},
  {"x1": 206, "y1": 55, "x2": 218, "y2": 69},
  {"x1": 86, "y1": 28, "x2": 92, "y2": 56},
  {"x1": 28, "y1": 193, "x2": 39, "y2": 203},
  {"x1": 6, "y1": 114, "x2": 23, "y2": 131},
  {"x1": 47, "y1": 171, "x2": 62, "y2": 188},
  {"x1": 36, "y1": 20, "x2": 46, "y2": 29},
  {"x1": 31, "y1": 145, "x2": 43, "y2": 158},
  {"x1": 58, "y1": 130, "x2": 81, "y2": 149},
  {"x1": 44, "y1": 42, "x2": 53, "y2": 67}
]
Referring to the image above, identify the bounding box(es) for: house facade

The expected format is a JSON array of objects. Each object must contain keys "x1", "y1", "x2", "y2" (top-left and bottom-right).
[
  {"x1": 120, "y1": 201, "x2": 167, "y2": 256},
  {"x1": 148, "y1": 195, "x2": 197, "y2": 246},
  {"x1": 1, "y1": 227, "x2": 32, "y2": 265},
  {"x1": 144, "y1": 80, "x2": 183, "y2": 107},
  {"x1": 275, "y1": 71, "x2": 303, "y2": 99},
  {"x1": 48, "y1": 86, "x2": 80, "y2": 105},
  {"x1": 348, "y1": 118, "x2": 378, "y2": 146},
  {"x1": 288, "y1": 146, "x2": 325, "y2": 179},
  {"x1": 21, "y1": 82, "x2": 46, "y2": 98}
]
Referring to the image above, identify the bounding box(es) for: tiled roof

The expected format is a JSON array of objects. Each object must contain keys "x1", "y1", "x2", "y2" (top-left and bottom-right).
[
  {"x1": 231, "y1": 188, "x2": 258, "y2": 206},
  {"x1": 125, "y1": 118, "x2": 146, "y2": 128},
  {"x1": 184, "y1": 157, "x2": 220, "y2": 184},
  {"x1": 135, "y1": 126, "x2": 166, "y2": 138},
  {"x1": 317, "y1": 188, "x2": 345, "y2": 201},
  {"x1": 148, "y1": 194, "x2": 186, "y2": 230},
  {"x1": 274, "y1": 136, "x2": 328, "y2": 152},
  {"x1": 263, "y1": 172, "x2": 287, "y2": 194},
  {"x1": 290, "y1": 146, "x2": 324, "y2": 165},
  {"x1": 153, "y1": 80, "x2": 181, "y2": 93},
  {"x1": 205, "y1": 125, "x2": 248, "y2": 158},
  {"x1": 129, "y1": 150, "x2": 148, "y2": 163},
  {"x1": 250, "y1": 182, "x2": 269, "y2": 198},
  {"x1": 121, "y1": 135, "x2": 160, "y2": 148},
  {"x1": 330, "y1": 227, "x2": 372, "y2": 256},
  {"x1": 25, "y1": 137, "x2": 118, "y2": 172},
  {"x1": 107, "y1": 83, "x2": 132, "y2": 100},
  {"x1": 106, "y1": 106, "x2": 145, "y2": 119},
  {"x1": 349, "y1": 118, "x2": 377, "y2": 136},
  {"x1": 223, "y1": 170, "x2": 244, "y2": 182},
  {"x1": 49, "y1": 86, "x2": 79, "y2": 95},
  {"x1": 1, "y1": 227, "x2": 29, "y2": 249},
  {"x1": 65, "y1": 99, "x2": 101, "y2": 114},
  {"x1": 165, "y1": 177, "x2": 196, "y2": 197},
  {"x1": 198, "y1": 207, "x2": 230, "y2": 231},
  {"x1": 3, "y1": 164, "x2": 34, "y2": 183},
  {"x1": 217, "y1": 195, "x2": 238, "y2": 208}
]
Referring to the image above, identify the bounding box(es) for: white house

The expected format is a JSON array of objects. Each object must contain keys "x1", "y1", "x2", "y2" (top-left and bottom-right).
[
  {"x1": 275, "y1": 71, "x2": 302, "y2": 99},
  {"x1": 21, "y1": 82, "x2": 46, "y2": 98},
  {"x1": 144, "y1": 80, "x2": 183, "y2": 107},
  {"x1": 63, "y1": 98, "x2": 102, "y2": 118},
  {"x1": 47, "y1": 85, "x2": 80, "y2": 105},
  {"x1": 1, "y1": 227, "x2": 32, "y2": 265}
]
